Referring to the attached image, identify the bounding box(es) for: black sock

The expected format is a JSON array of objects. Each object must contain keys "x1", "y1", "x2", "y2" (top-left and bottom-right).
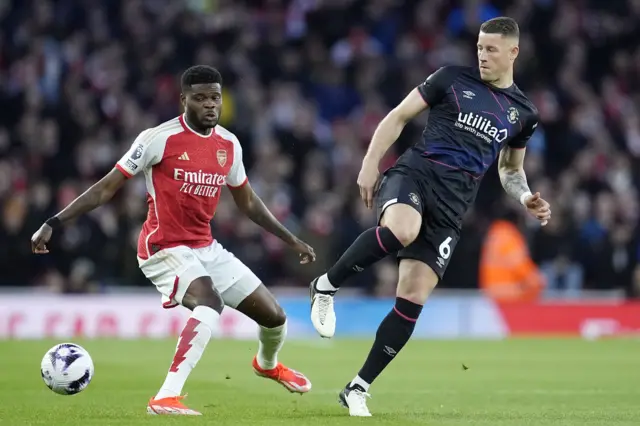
[
  {"x1": 326, "y1": 226, "x2": 404, "y2": 287},
  {"x1": 356, "y1": 297, "x2": 423, "y2": 386}
]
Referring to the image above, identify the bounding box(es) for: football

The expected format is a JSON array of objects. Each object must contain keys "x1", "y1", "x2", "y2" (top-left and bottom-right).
[{"x1": 41, "y1": 343, "x2": 94, "y2": 395}]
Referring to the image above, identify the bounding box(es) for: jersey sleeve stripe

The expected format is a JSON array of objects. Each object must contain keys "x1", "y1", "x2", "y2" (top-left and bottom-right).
[
  {"x1": 115, "y1": 163, "x2": 133, "y2": 178},
  {"x1": 450, "y1": 86, "x2": 461, "y2": 112},
  {"x1": 228, "y1": 176, "x2": 248, "y2": 189},
  {"x1": 139, "y1": 118, "x2": 182, "y2": 148},
  {"x1": 147, "y1": 125, "x2": 181, "y2": 145}
]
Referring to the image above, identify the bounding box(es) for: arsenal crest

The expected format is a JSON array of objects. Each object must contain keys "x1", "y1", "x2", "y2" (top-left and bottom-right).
[{"x1": 216, "y1": 149, "x2": 227, "y2": 166}]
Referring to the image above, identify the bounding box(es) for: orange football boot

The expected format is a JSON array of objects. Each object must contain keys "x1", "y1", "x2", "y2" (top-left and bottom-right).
[
  {"x1": 252, "y1": 356, "x2": 312, "y2": 393},
  {"x1": 147, "y1": 395, "x2": 202, "y2": 415}
]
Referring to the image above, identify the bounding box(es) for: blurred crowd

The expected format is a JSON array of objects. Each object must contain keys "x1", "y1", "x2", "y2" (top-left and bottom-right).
[{"x1": 1, "y1": 0, "x2": 640, "y2": 298}]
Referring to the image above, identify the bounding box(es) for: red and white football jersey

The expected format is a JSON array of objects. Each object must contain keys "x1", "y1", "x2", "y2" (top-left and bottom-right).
[{"x1": 115, "y1": 115, "x2": 248, "y2": 260}]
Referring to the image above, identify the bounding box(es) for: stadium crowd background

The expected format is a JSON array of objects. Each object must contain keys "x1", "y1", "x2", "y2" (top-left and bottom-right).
[{"x1": 0, "y1": 0, "x2": 639, "y2": 298}]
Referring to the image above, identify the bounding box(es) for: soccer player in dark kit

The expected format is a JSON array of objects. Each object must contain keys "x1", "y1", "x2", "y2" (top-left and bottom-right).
[{"x1": 309, "y1": 17, "x2": 551, "y2": 416}]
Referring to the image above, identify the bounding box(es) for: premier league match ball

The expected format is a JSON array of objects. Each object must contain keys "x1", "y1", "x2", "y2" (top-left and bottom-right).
[{"x1": 41, "y1": 343, "x2": 94, "y2": 395}]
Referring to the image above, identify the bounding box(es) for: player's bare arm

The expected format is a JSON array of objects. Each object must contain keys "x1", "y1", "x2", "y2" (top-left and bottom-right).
[
  {"x1": 359, "y1": 88, "x2": 429, "y2": 208},
  {"x1": 498, "y1": 147, "x2": 551, "y2": 225},
  {"x1": 31, "y1": 169, "x2": 127, "y2": 254},
  {"x1": 229, "y1": 182, "x2": 316, "y2": 263},
  {"x1": 497, "y1": 146, "x2": 530, "y2": 199}
]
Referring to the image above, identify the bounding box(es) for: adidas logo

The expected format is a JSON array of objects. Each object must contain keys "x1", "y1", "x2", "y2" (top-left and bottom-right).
[{"x1": 178, "y1": 152, "x2": 190, "y2": 161}]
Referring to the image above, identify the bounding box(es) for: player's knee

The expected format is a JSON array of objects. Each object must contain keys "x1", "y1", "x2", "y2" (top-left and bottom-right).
[
  {"x1": 397, "y1": 260, "x2": 438, "y2": 305},
  {"x1": 381, "y1": 205, "x2": 421, "y2": 247},
  {"x1": 397, "y1": 277, "x2": 436, "y2": 305},
  {"x1": 385, "y1": 223, "x2": 420, "y2": 247},
  {"x1": 262, "y1": 303, "x2": 286, "y2": 328},
  {"x1": 182, "y1": 277, "x2": 224, "y2": 313},
  {"x1": 197, "y1": 293, "x2": 224, "y2": 313}
]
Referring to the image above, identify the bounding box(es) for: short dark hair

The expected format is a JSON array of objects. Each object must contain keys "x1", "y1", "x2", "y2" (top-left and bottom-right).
[
  {"x1": 480, "y1": 17, "x2": 519, "y2": 38},
  {"x1": 181, "y1": 65, "x2": 222, "y2": 90}
]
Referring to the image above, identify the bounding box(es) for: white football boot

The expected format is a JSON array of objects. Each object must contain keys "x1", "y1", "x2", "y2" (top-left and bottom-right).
[
  {"x1": 339, "y1": 385, "x2": 372, "y2": 417},
  {"x1": 309, "y1": 277, "x2": 336, "y2": 338}
]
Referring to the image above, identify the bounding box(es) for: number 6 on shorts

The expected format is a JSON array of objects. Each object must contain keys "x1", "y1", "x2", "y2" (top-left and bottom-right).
[{"x1": 438, "y1": 236, "x2": 452, "y2": 260}]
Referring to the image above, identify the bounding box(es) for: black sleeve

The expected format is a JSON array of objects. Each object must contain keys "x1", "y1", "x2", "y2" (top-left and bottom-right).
[
  {"x1": 508, "y1": 113, "x2": 539, "y2": 149},
  {"x1": 417, "y1": 66, "x2": 460, "y2": 107}
]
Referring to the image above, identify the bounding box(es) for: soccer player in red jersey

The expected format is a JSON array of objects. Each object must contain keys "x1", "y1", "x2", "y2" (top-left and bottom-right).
[{"x1": 31, "y1": 66, "x2": 316, "y2": 415}]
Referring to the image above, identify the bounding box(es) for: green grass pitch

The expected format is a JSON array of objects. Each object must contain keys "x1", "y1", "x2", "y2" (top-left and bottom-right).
[{"x1": 1, "y1": 338, "x2": 639, "y2": 425}]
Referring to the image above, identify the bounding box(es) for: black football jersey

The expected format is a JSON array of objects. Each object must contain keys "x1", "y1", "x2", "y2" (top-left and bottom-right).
[{"x1": 395, "y1": 65, "x2": 539, "y2": 218}]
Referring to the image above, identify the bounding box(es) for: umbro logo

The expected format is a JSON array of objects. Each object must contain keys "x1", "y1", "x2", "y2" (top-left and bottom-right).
[
  {"x1": 384, "y1": 346, "x2": 397, "y2": 357},
  {"x1": 178, "y1": 152, "x2": 190, "y2": 161},
  {"x1": 463, "y1": 90, "x2": 475, "y2": 99}
]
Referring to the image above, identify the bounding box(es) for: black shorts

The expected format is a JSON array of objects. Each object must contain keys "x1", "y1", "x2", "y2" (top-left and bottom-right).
[{"x1": 375, "y1": 169, "x2": 462, "y2": 280}]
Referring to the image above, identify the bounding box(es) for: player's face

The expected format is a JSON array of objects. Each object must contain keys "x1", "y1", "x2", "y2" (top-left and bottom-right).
[
  {"x1": 181, "y1": 83, "x2": 222, "y2": 128},
  {"x1": 477, "y1": 32, "x2": 518, "y2": 83}
]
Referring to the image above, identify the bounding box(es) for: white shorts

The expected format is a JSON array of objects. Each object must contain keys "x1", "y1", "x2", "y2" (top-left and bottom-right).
[{"x1": 138, "y1": 241, "x2": 261, "y2": 309}]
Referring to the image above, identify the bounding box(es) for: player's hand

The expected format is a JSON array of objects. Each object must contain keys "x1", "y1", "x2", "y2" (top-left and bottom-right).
[
  {"x1": 357, "y1": 160, "x2": 380, "y2": 209},
  {"x1": 31, "y1": 224, "x2": 53, "y2": 254},
  {"x1": 290, "y1": 238, "x2": 316, "y2": 264},
  {"x1": 523, "y1": 192, "x2": 551, "y2": 226}
]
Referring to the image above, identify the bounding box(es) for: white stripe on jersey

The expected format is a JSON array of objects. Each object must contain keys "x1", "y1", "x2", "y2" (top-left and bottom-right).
[
  {"x1": 214, "y1": 124, "x2": 238, "y2": 143},
  {"x1": 140, "y1": 117, "x2": 184, "y2": 258},
  {"x1": 140, "y1": 117, "x2": 182, "y2": 149},
  {"x1": 215, "y1": 124, "x2": 247, "y2": 187}
]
